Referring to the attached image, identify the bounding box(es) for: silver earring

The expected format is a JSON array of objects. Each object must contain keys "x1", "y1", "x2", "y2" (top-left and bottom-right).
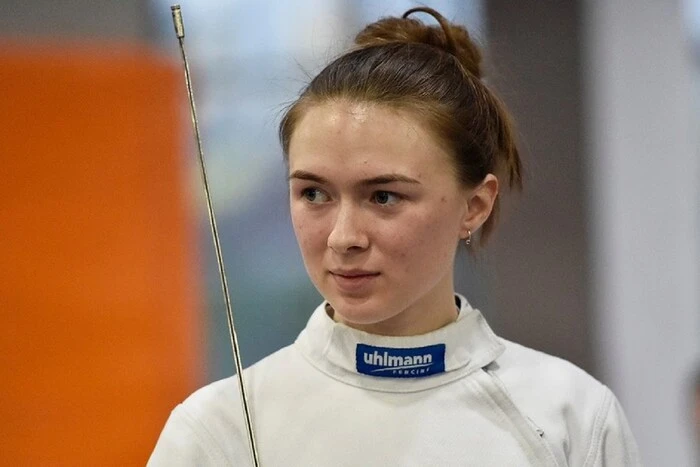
[{"x1": 465, "y1": 229, "x2": 472, "y2": 246}]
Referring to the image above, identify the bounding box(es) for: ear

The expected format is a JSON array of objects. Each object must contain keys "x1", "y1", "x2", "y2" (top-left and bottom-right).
[{"x1": 460, "y1": 174, "x2": 499, "y2": 238}]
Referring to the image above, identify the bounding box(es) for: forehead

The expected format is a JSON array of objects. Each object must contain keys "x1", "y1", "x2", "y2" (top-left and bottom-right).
[{"x1": 287, "y1": 101, "x2": 455, "y2": 181}]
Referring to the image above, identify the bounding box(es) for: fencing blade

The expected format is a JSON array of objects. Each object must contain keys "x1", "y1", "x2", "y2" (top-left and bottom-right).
[{"x1": 170, "y1": 5, "x2": 260, "y2": 466}]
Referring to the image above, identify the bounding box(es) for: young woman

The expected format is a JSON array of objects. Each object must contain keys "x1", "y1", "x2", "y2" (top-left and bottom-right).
[{"x1": 150, "y1": 7, "x2": 640, "y2": 466}]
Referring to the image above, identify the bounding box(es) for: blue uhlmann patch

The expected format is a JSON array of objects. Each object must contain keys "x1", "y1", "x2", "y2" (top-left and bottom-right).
[{"x1": 356, "y1": 343, "x2": 446, "y2": 378}]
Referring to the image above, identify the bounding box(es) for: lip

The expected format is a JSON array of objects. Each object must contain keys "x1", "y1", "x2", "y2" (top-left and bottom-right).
[
  {"x1": 330, "y1": 269, "x2": 379, "y2": 277},
  {"x1": 329, "y1": 270, "x2": 380, "y2": 293}
]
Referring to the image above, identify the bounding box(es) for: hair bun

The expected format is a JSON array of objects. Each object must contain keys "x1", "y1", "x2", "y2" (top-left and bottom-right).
[{"x1": 354, "y1": 7, "x2": 483, "y2": 79}]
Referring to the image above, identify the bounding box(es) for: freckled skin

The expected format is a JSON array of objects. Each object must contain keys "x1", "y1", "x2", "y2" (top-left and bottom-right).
[{"x1": 288, "y1": 101, "x2": 475, "y2": 336}]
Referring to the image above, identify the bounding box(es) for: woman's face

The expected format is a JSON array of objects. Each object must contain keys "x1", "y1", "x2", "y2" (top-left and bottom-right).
[{"x1": 288, "y1": 101, "x2": 472, "y2": 336}]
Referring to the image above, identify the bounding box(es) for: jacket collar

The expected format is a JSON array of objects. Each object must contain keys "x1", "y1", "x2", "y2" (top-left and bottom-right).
[{"x1": 295, "y1": 294, "x2": 504, "y2": 392}]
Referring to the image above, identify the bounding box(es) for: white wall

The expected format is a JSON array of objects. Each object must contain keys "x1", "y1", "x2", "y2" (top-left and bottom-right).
[{"x1": 584, "y1": 1, "x2": 700, "y2": 465}]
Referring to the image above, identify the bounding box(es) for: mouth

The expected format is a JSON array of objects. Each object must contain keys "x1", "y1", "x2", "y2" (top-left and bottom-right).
[
  {"x1": 329, "y1": 270, "x2": 380, "y2": 292},
  {"x1": 330, "y1": 269, "x2": 380, "y2": 278}
]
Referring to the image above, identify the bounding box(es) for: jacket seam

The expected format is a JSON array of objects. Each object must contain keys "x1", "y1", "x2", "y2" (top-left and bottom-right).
[
  {"x1": 482, "y1": 368, "x2": 561, "y2": 466},
  {"x1": 175, "y1": 404, "x2": 231, "y2": 465},
  {"x1": 583, "y1": 386, "x2": 613, "y2": 467}
]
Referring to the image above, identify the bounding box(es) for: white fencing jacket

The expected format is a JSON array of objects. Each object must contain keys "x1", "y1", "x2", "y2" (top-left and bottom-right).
[{"x1": 149, "y1": 295, "x2": 641, "y2": 466}]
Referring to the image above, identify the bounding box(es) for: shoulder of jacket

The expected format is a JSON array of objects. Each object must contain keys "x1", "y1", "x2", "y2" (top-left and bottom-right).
[
  {"x1": 489, "y1": 338, "x2": 622, "y2": 464},
  {"x1": 494, "y1": 338, "x2": 605, "y2": 395},
  {"x1": 154, "y1": 344, "x2": 300, "y2": 463},
  {"x1": 171, "y1": 344, "x2": 296, "y2": 435},
  {"x1": 182, "y1": 343, "x2": 297, "y2": 409}
]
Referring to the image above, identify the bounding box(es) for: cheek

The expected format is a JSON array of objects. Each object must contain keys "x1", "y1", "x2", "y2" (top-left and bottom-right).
[
  {"x1": 383, "y1": 206, "x2": 459, "y2": 266},
  {"x1": 291, "y1": 211, "x2": 327, "y2": 254}
]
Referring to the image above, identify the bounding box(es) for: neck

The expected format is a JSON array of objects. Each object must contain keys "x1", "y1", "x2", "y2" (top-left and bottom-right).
[{"x1": 328, "y1": 279, "x2": 459, "y2": 336}]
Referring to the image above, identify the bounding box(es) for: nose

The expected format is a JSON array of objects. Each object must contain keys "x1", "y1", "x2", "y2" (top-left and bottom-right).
[{"x1": 327, "y1": 202, "x2": 369, "y2": 253}]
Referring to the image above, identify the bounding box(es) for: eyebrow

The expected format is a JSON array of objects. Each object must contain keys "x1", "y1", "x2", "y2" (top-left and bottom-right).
[{"x1": 288, "y1": 170, "x2": 421, "y2": 186}]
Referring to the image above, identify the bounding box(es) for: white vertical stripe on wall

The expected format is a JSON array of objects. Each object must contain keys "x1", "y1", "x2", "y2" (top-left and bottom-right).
[{"x1": 584, "y1": 1, "x2": 700, "y2": 465}]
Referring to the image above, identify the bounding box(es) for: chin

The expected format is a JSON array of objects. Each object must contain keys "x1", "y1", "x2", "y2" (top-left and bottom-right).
[{"x1": 326, "y1": 293, "x2": 397, "y2": 326}]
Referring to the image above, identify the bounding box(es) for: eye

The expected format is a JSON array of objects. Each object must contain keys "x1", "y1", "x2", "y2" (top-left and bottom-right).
[
  {"x1": 372, "y1": 191, "x2": 401, "y2": 206},
  {"x1": 301, "y1": 187, "x2": 330, "y2": 204}
]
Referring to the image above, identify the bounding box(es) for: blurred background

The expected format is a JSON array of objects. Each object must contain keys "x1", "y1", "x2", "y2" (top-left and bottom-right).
[{"x1": 1, "y1": 0, "x2": 698, "y2": 465}]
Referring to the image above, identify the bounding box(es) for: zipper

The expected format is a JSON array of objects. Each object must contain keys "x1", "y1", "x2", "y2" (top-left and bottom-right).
[{"x1": 478, "y1": 367, "x2": 561, "y2": 466}]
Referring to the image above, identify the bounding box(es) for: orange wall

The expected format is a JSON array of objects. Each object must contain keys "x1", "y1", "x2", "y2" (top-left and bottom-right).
[{"x1": 0, "y1": 43, "x2": 204, "y2": 465}]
